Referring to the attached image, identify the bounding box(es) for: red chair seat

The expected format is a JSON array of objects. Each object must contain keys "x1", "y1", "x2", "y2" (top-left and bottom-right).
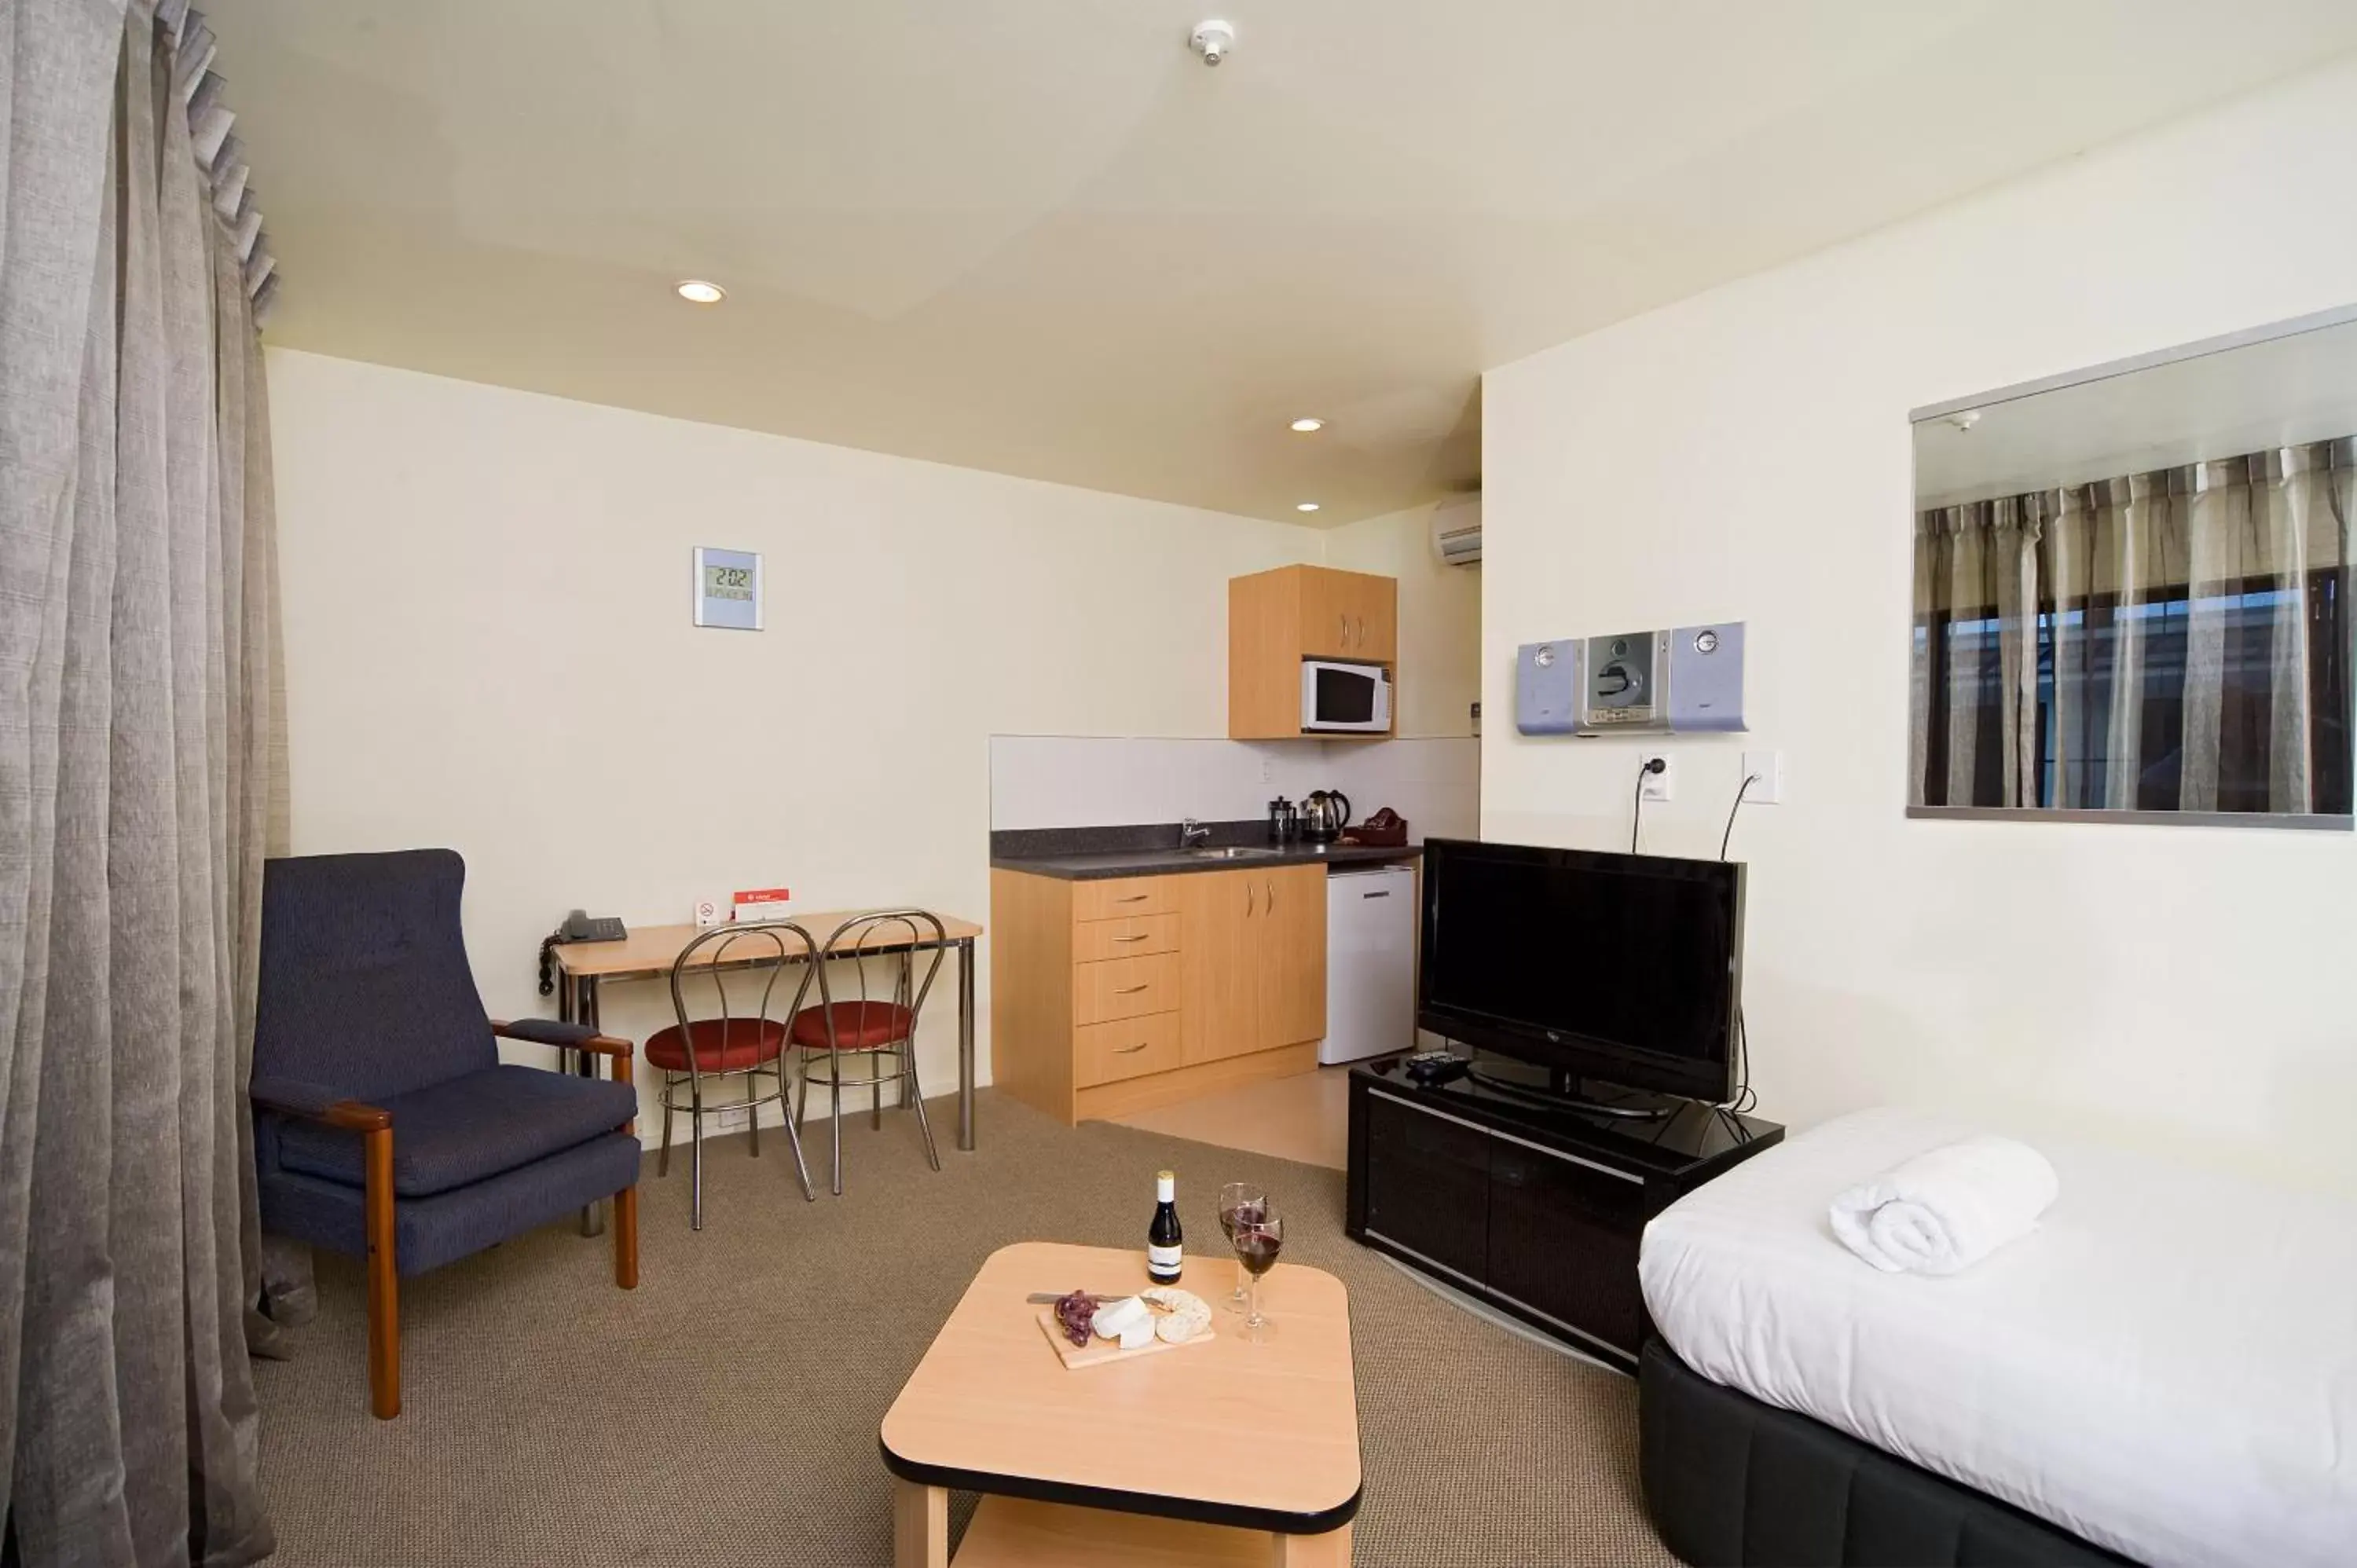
[
  {"x1": 645, "y1": 1017, "x2": 787, "y2": 1073},
  {"x1": 790, "y1": 1001, "x2": 915, "y2": 1051}
]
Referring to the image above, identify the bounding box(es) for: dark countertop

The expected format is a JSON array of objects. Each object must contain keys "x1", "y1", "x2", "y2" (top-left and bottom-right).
[{"x1": 989, "y1": 819, "x2": 1422, "y2": 881}]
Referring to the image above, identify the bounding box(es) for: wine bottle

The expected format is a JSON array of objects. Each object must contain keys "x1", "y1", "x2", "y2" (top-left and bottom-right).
[{"x1": 1147, "y1": 1169, "x2": 1182, "y2": 1284}]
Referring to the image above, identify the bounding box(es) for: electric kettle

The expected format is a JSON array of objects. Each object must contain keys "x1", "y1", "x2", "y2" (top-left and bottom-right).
[{"x1": 1300, "y1": 789, "x2": 1351, "y2": 844}]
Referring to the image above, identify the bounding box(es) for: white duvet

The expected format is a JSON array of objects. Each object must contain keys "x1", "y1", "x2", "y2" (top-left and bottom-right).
[{"x1": 1640, "y1": 1106, "x2": 2357, "y2": 1568}]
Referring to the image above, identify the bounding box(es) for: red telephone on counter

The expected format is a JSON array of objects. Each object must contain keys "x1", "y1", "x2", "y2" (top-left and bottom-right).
[{"x1": 1341, "y1": 808, "x2": 1409, "y2": 848}]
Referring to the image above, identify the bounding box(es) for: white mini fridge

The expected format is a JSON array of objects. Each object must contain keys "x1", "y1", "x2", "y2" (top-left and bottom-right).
[{"x1": 1321, "y1": 863, "x2": 1418, "y2": 1064}]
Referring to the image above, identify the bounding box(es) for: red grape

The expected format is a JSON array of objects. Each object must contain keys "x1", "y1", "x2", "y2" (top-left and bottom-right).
[{"x1": 1053, "y1": 1289, "x2": 1097, "y2": 1346}]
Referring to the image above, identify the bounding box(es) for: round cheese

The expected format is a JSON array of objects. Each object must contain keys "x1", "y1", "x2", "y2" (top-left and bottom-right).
[{"x1": 1141, "y1": 1286, "x2": 1212, "y2": 1344}]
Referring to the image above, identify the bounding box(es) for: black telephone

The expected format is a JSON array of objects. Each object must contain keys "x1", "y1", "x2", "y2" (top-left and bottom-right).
[
  {"x1": 560, "y1": 909, "x2": 627, "y2": 943},
  {"x1": 537, "y1": 910, "x2": 627, "y2": 997}
]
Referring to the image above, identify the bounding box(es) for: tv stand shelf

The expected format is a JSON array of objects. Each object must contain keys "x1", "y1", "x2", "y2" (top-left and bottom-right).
[{"x1": 1345, "y1": 1057, "x2": 1781, "y2": 1371}]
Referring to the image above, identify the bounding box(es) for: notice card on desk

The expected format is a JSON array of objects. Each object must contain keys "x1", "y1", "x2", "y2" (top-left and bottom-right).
[{"x1": 733, "y1": 888, "x2": 792, "y2": 923}]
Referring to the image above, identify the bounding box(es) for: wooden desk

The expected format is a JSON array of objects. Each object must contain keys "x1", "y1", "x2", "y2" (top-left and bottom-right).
[
  {"x1": 550, "y1": 911, "x2": 986, "y2": 1156},
  {"x1": 881, "y1": 1241, "x2": 1360, "y2": 1566}
]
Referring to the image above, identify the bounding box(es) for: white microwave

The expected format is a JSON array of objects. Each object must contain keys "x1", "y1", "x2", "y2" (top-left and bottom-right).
[{"x1": 1301, "y1": 660, "x2": 1391, "y2": 733}]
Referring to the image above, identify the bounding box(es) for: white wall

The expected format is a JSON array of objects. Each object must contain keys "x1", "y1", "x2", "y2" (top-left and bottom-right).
[
  {"x1": 988, "y1": 735, "x2": 1479, "y2": 843},
  {"x1": 1325, "y1": 504, "x2": 1483, "y2": 739},
  {"x1": 1482, "y1": 57, "x2": 2357, "y2": 1191},
  {"x1": 267, "y1": 349, "x2": 1332, "y2": 1136}
]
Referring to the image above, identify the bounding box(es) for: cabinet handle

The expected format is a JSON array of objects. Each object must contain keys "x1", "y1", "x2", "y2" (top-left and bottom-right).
[
  {"x1": 1114, "y1": 1042, "x2": 1151, "y2": 1055},
  {"x1": 1246, "y1": 882, "x2": 1257, "y2": 917},
  {"x1": 1114, "y1": 893, "x2": 1149, "y2": 903},
  {"x1": 1354, "y1": 615, "x2": 1365, "y2": 645},
  {"x1": 1340, "y1": 612, "x2": 1350, "y2": 646},
  {"x1": 1266, "y1": 880, "x2": 1277, "y2": 910},
  {"x1": 1112, "y1": 933, "x2": 1150, "y2": 943},
  {"x1": 1114, "y1": 984, "x2": 1150, "y2": 995}
]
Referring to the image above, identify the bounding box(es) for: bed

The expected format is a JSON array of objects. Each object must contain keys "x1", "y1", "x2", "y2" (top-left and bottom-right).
[{"x1": 1637, "y1": 1106, "x2": 2357, "y2": 1567}]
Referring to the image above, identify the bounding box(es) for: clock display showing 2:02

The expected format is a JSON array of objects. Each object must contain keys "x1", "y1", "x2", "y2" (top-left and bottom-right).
[{"x1": 691, "y1": 547, "x2": 763, "y2": 630}]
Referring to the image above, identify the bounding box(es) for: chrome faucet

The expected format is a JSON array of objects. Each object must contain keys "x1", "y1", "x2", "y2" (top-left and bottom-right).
[{"x1": 1179, "y1": 817, "x2": 1212, "y2": 848}]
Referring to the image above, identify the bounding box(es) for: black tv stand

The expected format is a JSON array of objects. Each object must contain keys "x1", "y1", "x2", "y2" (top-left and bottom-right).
[{"x1": 1346, "y1": 1057, "x2": 1781, "y2": 1370}]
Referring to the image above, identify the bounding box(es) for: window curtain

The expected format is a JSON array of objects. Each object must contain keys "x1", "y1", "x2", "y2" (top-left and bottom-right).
[
  {"x1": 1912, "y1": 441, "x2": 2355, "y2": 815},
  {"x1": 2, "y1": 2, "x2": 284, "y2": 1563}
]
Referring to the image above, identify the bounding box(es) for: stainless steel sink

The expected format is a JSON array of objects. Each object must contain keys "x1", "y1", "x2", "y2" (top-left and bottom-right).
[{"x1": 1184, "y1": 846, "x2": 1283, "y2": 859}]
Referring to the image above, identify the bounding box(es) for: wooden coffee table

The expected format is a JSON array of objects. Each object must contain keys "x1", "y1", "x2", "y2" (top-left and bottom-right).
[{"x1": 881, "y1": 1241, "x2": 1362, "y2": 1566}]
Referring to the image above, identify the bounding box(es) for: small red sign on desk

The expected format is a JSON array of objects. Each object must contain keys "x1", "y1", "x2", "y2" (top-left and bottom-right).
[{"x1": 733, "y1": 887, "x2": 792, "y2": 921}]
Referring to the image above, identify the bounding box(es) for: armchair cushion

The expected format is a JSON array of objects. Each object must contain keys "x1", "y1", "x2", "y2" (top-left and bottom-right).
[
  {"x1": 275, "y1": 1064, "x2": 636, "y2": 1199},
  {"x1": 255, "y1": 849, "x2": 499, "y2": 1103}
]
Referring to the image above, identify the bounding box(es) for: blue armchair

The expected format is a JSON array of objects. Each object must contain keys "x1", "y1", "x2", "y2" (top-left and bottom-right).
[{"x1": 251, "y1": 848, "x2": 642, "y2": 1418}]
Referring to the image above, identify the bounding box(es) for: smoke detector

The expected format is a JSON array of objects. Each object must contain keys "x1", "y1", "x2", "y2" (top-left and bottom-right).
[{"x1": 1188, "y1": 20, "x2": 1235, "y2": 66}]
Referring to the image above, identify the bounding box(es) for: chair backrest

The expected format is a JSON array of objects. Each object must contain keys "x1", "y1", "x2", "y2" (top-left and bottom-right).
[
  {"x1": 254, "y1": 848, "x2": 497, "y2": 1102},
  {"x1": 812, "y1": 910, "x2": 946, "y2": 1029},
  {"x1": 665, "y1": 921, "x2": 819, "y2": 1083}
]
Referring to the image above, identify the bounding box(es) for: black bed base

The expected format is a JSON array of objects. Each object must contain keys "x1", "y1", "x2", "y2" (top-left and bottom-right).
[{"x1": 1640, "y1": 1340, "x2": 2139, "y2": 1567}]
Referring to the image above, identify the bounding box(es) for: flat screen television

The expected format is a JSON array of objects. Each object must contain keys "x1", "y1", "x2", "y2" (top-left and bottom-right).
[{"x1": 1418, "y1": 838, "x2": 1743, "y2": 1102}]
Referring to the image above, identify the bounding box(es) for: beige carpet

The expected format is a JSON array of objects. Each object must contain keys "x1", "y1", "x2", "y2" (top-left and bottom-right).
[{"x1": 253, "y1": 1090, "x2": 1675, "y2": 1567}]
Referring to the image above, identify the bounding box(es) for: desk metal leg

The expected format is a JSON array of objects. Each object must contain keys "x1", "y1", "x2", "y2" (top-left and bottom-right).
[
  {"x1": 575, "y1": 973, "x2": 607, "y2": 1238},
  {"x1": 957, "y1": 938, "x2": 976, "y2": 1152}
]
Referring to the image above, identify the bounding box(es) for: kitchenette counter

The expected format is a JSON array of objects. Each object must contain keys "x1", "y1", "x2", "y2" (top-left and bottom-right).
[{"x1": 990, "y1": 820, "x2": 1420, "y2": 881}]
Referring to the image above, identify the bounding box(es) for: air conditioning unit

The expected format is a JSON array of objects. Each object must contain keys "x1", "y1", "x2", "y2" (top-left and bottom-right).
[{"x1": 1432, "y1": 494, "x2": 1482, "y2": 566}]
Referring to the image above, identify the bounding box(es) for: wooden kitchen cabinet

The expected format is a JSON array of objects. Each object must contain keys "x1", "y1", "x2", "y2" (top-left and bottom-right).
[
  {"x1": 1256, "y1": 863, "x2": 1329, "y2": 1048},
  {"x1": 1178, "y1": 864, "x2": 1325, "y2": 1066},
  {"x1": 1299, "y1": 567, "x2": 1398, "y2": 663},
  {"x1": 1228, "y1": 564, "x2": 1398, "y2": 739},
  {"x1": 992, "y1": 865, "x2": 1327, "y2": 1126}
]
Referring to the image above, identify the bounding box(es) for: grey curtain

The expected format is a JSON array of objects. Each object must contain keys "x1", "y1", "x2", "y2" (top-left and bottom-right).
[
  {"x1": 1912, "y1": 443, "x2": 2355, "y2": 815},
  {"x1": 2, "y1": 2, "x2": 283, "y2": 1563}
]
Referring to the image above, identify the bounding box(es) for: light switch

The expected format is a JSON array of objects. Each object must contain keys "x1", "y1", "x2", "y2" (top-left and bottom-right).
[{"x1": 1742, "y1": 749, "x2": 1783, "y2": 804}]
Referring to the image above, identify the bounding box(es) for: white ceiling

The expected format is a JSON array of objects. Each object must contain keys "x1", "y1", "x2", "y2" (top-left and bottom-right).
[{"x1": 204, "y1": 2, "x2": 2357, "y2": 525}]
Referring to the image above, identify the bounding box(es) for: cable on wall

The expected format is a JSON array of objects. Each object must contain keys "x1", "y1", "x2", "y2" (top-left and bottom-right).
[
  {"x1": 1630, "y1": 756, "x2": 1666, "y2": 853},
  {"x1": 1719, "y1": 772, "x2": 1761, "y2": 860}
]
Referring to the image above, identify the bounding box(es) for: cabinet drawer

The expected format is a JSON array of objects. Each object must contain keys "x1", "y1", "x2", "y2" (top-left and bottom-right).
[
  {"x1": 1072, "y1": 876, "x2": 1177, "y2": 922},
  {"x1": 1074, "y1": 1013, "x2": 1182, "y2": 1088},
  {"x1": 1072, "y1": 913, "x2": 1178, "y2": 964},
  {"x1": 1073, "y1": 952, "x2": 1179, "y2": 1025}
]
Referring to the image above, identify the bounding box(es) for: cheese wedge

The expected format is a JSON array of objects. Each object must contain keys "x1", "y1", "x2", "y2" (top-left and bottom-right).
[{"x1": 1091, "y1": 1296, "x2": 1152, "y2": 1341}]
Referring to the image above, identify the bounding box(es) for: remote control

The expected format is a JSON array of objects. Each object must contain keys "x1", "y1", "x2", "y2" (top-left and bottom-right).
[{"x1": 1403, "y1": 1050, "x2": 1468, "y2": 1086}]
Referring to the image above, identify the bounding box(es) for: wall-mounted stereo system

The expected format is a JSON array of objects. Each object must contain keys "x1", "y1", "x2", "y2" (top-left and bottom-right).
[{"x1": 1515, "y1": 623, "x2": 1747, "y2": 737}]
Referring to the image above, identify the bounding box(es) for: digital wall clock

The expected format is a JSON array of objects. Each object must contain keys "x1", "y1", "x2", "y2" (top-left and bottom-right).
[{"x1": 691, "y1": 546, "x2": 762, "y2": 631}]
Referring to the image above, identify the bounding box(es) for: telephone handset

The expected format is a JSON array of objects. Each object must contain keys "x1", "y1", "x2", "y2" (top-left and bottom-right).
[
  {"x1": 560, "y1": 909, "x2": 626, "y2": 943},
  {"x1": 537, "y1": 910, "x2": 628, "y2": 996}
]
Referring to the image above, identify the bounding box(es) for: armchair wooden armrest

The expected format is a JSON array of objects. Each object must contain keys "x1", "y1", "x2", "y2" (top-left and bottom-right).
[
  {"x1": 251, "y1": 1071, "x2": 401, "y2": 1414},
  {"x1": 250, "y1": 1075, "x2": 391, "y2": 1132},
  {"x1": 491, "y1": 1019, "x2": 633, "y2": 1060}
]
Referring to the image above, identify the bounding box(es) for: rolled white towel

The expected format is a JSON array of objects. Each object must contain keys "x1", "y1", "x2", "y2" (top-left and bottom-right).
[{"x1": 1828, "y1": 1134, "x2": 2058, "y2": 1276}]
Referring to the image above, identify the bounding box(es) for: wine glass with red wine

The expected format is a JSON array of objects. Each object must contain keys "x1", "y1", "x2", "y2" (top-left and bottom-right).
[
  {"x1": 1232, "y1": 1208, "x2": 1284, "y2": 1343},
  {"x1": 1216, "y1": 1182, "x2": 1266, "y2": 1314}
]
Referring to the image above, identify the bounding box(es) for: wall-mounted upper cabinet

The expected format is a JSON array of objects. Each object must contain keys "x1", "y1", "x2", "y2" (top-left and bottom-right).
[
  {"x1": 1298, "y1": 567, "x2": 1398, "y2": 663},
  {"x1": 1230, "y1": 564, "x2": 1399, "y2": 739}
]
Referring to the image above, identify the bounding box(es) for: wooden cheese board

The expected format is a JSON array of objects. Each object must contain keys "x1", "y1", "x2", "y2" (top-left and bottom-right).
[{"x1": 1034, "y1": 1308, "x2": 1217, "y2": 1370}]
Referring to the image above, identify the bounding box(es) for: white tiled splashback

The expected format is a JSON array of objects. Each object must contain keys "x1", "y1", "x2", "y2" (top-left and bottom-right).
[{"x1": 989, "y1": 735, "x2": 1479, "y2": 841}]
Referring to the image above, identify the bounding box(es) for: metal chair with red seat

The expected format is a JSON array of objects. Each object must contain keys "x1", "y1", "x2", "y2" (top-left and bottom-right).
[
  {"x1": 648, "y1": 922, "x2": 819, "y2": 1228},
  {"x1": 790, "y1": 910, "x2": 946, "y2": 1196}
]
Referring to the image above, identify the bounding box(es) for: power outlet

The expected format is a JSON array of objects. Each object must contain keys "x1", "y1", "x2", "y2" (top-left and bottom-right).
[
  {"x1": 1742, "y1": 749, "x2": 1784, "y2": 804},
  {"x1": 1639, "y1": 753, "x2": 1675, "y2": 802},
  {"x1": 712, "y1": 1105, "x2": 753, "y2": 1134}
]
